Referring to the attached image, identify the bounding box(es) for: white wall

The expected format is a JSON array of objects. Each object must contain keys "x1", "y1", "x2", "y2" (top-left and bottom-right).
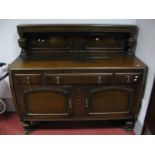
[
  {"x1": 0, "y1": 19, "x2": 136, "y2": 98},
  {"x1": 134, "y1": 19, "x2": 155, "y2": 134}
]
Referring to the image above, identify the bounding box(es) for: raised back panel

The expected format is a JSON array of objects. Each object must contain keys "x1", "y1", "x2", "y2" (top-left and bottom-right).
[{"x1": 17, "y1": 24, "x2": 138, "y2": 57}]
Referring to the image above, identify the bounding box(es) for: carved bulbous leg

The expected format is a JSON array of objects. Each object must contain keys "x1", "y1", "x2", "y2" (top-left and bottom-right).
[
  {"x1": 22, "y1": 121, "x2": 31, "y2": 135},
  {"x1": 124, "y1": 121, "x2": 134, "y2": 131}
]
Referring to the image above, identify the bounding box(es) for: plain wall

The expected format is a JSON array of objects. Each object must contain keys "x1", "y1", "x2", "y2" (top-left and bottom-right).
[
  {"x1": 134, "y1": 19, "x2": 155, "y2": 134},
  {"x1": 0, "y1": 19, "x2": 136, "y2": 98}
]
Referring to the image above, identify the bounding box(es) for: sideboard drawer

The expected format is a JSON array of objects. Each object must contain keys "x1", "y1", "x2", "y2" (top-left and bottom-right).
[
  {"x1": 14, "y1": 74, "x2": 42, "y2": 85},
  {"x1": 114, "y1": 73, "x2": 142, "y2": 84},
  {"x1": 44, "y1": 73, "x2": 112, "y2": 85}
]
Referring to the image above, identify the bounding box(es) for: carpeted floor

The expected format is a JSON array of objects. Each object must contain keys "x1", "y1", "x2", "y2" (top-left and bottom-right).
[{"x1": 0, "y1": 113, "x2": 135, "y2": 135}]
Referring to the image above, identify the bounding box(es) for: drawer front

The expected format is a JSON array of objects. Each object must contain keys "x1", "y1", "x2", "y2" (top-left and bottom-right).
[
  {"x1": 114, "y1": 73, "x2": 142, "y2": 84},
  {"x1": 44, "y1": 73, "x2": 112, "y2": 85},
  {"x1": 13, "y1": 72, "x2": 142, "y2": 86},
  {"x1": 14, "y1": 74, "x2": 42, "y2": 85}
]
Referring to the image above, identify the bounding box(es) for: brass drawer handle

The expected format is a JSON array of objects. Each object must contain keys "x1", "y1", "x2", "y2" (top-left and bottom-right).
[
  {"x1": 97, "y1": 76, "x2": 102, "y2": 84},
  {"x1": 126, "y1": 75, "x2": 131, "y2": 83},
  {"x1": 69, "y1": 98, "x2": 72, "y2": 109},
  {"x1": 56, "y1": 76, "x2": 61, "y2": 84},
  {"x1": 26, "y1": 76, "x2": 31, "y2": 85}
]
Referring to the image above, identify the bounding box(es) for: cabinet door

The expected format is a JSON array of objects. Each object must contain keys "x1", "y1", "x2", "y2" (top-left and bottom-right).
[
  {"x1": 15, "y1": 86, "x2": 73, "y2": 120},
  {"x1": 84, "y1": 86, "x2": 136, "y2": 119}
]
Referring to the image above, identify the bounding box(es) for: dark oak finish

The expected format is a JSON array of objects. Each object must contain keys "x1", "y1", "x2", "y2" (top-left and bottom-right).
[
  {"x1": 17, "y1": 24, "x2": 137, "y2": 56},
  {"x1": 9, "y1": 24, "x2": 147, "y2": 134}
]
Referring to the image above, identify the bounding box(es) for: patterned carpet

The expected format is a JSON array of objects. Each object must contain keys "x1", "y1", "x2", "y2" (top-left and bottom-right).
[{"x1": 0, "y1": 113, "x2": 135, "y2": 135}]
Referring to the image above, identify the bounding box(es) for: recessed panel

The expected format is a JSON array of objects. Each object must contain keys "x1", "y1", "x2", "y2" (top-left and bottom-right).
[
  {"x1": 90, "y1": 89, "x2": 131, "y2": 113},
  {"x1": 24, "y1": 91, "x2": 67, "y2": 114},
  {"x1": 86, "y1": 34, "x2": 126, "y2": 51}
]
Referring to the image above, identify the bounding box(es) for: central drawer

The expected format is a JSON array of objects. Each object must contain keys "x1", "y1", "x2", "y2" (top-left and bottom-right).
[
  {"x1": 14, "y1": 72, "x2": 142, "y2": 86},
  {"x1": 44, "y1": 73, "x2": 113, "y2": 85}
]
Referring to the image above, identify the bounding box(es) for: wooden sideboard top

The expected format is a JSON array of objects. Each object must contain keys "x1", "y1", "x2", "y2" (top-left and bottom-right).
[
  {"x1": 9, "y1": 55, "x2": 146, "y2": 70},
  {"x1": 17, "y1": 24, "x2": 137, "y2": 56},
  {"x1": 17, "y1": 24, "x2": 137, "y2": 31},
  {"x1": 10, "y1": 24, "x2": 145, "y2": 70}
]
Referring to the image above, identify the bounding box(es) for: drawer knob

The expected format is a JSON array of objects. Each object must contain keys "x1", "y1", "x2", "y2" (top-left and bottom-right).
[
  {"x1": 95, "y1": 37, "x2": 100, "y2": 41},
  {"x1": 38, "y1": 39, "x2": 45, "y2": 43},
  {"x1": 42, "y1": 39, "x2": 45, "y2": 43},
  {"x1": 135, "y1": 75, "x2": 138, "y2": 78},
  {"x1": 56, "y1": 76, "x2": 61, "y2": 84},
  {"x1": 26, "y1": 76, "x2": 31, "y2": 85},
  {"x1": 133, "y1": 75, "x2": 139, "y2": 82}
]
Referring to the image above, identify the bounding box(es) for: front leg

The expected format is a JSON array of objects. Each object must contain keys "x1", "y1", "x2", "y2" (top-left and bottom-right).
[
  {"x1": 124, "y1": 121, "x2": 134, "y2": 131},
  {"x1": 22, "y1": 121, "x2": 31, "y2": 135}
]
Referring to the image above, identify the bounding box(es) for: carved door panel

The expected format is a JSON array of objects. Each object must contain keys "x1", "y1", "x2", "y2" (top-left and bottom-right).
[
  {"x1": 15, "y1": 85, "x2": 73, "y2": 119},
  {"x1": 84, "y1": 86, "x2": 136, "y2": 119}
]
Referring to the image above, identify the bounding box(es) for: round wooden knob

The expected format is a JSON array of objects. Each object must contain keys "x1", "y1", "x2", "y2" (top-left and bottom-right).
[{"x1": 95, "y1": 37, "x2": 99, "y2": 41}]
